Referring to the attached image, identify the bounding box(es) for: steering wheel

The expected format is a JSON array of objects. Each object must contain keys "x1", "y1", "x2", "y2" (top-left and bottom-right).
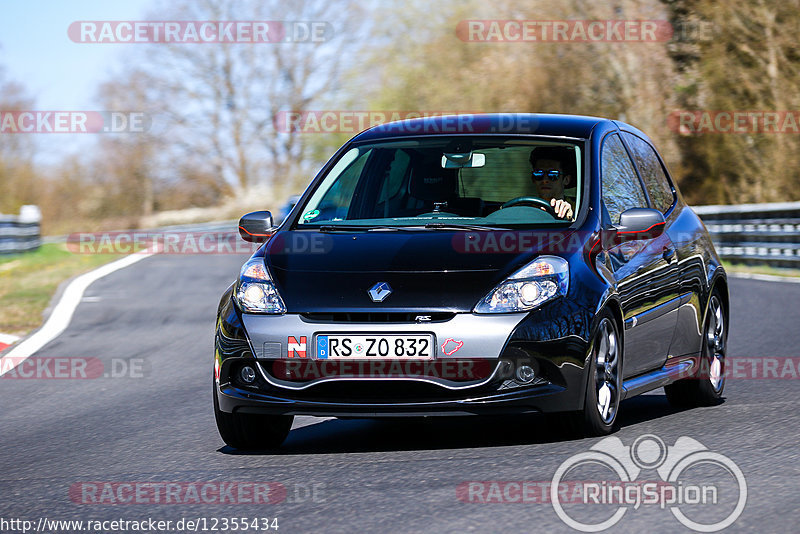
[{"x1": 500, "y1": 196, "x2": 557, "y2": 216}]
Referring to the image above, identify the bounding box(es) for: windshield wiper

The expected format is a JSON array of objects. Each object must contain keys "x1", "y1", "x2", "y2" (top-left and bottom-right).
[
  {"x1": 315, "y1": 225, "x2": 418, "y2": 232},
  {"x1": 310, "y1": 223, "x2": 507, "y2": 232},
  {"x1": 423, "y1": 223, "x2": 508, "y2": 231}
]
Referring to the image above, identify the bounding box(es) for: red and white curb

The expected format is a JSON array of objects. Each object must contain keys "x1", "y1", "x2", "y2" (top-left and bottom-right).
[{"x1": 0, "y1": 333, "x2": 21, "y2": 353}]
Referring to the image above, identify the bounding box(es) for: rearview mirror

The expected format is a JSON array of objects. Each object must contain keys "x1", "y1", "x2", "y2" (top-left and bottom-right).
[
  {"x1": 614, "y1": 208, "x2": 665, "y2": 242},
  {"x1": 238, "y1": 211, "x2": 274, "y2": 243},
  {"x1": 441, "y1": 152, "x2": 486, "y2": 168}
]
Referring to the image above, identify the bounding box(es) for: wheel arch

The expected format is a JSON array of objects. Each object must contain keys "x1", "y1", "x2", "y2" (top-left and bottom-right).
[
  {"x1": 707, "y1": 269, "x2": 730, "y2": 327},
  {"x1": 594, "y1": 294, "x2": 625, "y2": 351},
  {"x1": 583, "y1": 295, "x2": 625, "y2": 392}
]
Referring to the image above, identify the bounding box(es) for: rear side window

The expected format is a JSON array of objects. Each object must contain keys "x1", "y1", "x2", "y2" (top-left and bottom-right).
[
  {"x1": 601, "y1": 133, "x2": 648, "y2": 224},
  {"x1": 622, "y1": 132, "x2": 675, "y2": 214}
]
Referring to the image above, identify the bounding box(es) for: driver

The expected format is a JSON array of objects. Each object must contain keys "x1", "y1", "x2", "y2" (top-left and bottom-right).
[{"x1": 529, "y1": 148, "x2": 574, "y2": 220}]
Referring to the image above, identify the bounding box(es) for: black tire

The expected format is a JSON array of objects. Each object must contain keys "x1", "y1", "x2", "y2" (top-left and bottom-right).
[
  {"x1": 213, "y1": 381, "x2": 293, "y2": 450},
  {"x1": 665, "y1": 292, "x2": 726, "y2": 408},
  {"x1": 566, "y1": 310, "x2": 623, "y2": 437}
]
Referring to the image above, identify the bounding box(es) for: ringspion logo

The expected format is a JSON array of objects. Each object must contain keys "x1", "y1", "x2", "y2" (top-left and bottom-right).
[{"x1": 551, "y1": 434, "x2": 746, "y2": 532}]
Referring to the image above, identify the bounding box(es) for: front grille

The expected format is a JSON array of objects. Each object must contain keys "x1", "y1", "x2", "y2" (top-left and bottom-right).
[
  {"x1": 254, "y1": 377, "x2": 550, "y2": 404},
  {"x1": 262, "y1": 359, "x2": 497, "y2": 384},
  {"x1": 301, "y1": 312, "x2": 455, "y2": 323},
  {"x1": 268, "y1": 380, "x2": 492, "y2": 403}
]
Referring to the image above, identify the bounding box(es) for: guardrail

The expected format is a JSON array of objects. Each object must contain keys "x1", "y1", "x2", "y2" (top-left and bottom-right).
[
  {"x1": 0, "y1": 205, "x2": 41, "y2": 254},
  {"x1": 693, "y1": 201, "x2": 800, "y2": 267},
  {"x1": 4, "y1": 200, "x2": 798, "y2": 265}
]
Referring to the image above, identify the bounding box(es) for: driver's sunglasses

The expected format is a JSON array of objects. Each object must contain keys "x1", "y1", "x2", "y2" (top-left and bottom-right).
[{"x1": 531, "y1": 169, "x2": 563, "y2": 181}]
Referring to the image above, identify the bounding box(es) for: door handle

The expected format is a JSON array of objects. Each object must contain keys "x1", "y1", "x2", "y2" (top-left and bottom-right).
[{"x1": 662, "y1": 247, "x2": 676, "y2": 263}]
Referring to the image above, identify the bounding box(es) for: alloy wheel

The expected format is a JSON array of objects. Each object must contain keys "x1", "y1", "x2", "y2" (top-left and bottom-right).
[
  {"x1": 706, "y1": 295, "x2": 726, "y2": 392},
  {"x1": 595, "y1": 317, "x2": 620, "y2": 424}
]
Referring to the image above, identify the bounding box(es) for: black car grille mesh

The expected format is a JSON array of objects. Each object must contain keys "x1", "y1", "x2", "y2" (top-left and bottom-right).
[{"x1": 269, "y1": 380, "x2": 488, "y2": 403}]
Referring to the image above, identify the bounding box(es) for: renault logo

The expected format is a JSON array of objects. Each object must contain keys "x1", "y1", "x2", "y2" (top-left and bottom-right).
[{"x1": 368, "y1": 282, "x2": 392, "y2": 302}]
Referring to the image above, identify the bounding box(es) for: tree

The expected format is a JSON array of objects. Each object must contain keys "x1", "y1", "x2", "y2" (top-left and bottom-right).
[
  {"x1": 361, "y1": 0, "x2": 679, "y2": 169},
  {"x1": 0, "y1": 68, "x2": 38, "y2": 214},
  {"x1": 125, "y1": 0, "x2": 364, "y2": 201},
  {"x1": 663, "y1": 0, "x2": 800, "y2": 203}
]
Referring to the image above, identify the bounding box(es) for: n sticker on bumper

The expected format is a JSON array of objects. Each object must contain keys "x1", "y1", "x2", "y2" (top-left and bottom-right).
[{"x1": 288, "y1": 336, "x2": 307, "y2": 358}]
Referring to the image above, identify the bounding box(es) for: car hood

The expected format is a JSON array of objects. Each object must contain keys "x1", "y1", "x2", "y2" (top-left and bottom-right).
[{"x1": 265, "y1": 229, "x2": 579, "y2": 312}]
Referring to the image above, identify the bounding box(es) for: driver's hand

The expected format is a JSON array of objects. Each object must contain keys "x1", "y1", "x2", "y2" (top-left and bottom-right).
[{"x1": 551, "y1": 198, "x2": 573, "y2": 220}]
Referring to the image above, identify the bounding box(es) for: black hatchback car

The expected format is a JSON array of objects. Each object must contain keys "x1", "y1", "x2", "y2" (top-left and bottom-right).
[{"x1": 213, "y1": 114, "x2": 728, "y2": 449}]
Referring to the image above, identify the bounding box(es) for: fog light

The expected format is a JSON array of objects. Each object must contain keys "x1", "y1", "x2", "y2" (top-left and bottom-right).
[
  {"x1": 515, "y1": 364, "x2": 536, "y2": 384},
  {"x1": 497, "y1": 359, "x2": 514, "y2": 379},
  {"x1": 240, "y1": 365, "x2": 256, "y2": 384}
]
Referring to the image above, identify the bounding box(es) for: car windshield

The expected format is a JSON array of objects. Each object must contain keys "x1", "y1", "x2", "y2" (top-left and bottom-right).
[{"x1": 295, "y1": 136, "x2": 583, "y2": 229}]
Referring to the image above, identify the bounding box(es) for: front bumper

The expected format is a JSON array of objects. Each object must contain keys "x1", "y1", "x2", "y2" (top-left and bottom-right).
[
  {"x1": 217, "y1": 380, "x2": 574, "y2": 417},
  {"x1": 214, "y1": 297, "x2": 593, "y2": 417},
  {"x1": 241, "y1": 311, "x2": 530, "y2": 361}
]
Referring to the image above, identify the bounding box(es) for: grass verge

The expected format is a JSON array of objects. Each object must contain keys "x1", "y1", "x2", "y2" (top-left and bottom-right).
[
  {"x1": 0, "y1": 243, "x2": 118, "y2": 335},
  {"x1": 722, "y1": 260, "x2": 800, "y2": 278}
]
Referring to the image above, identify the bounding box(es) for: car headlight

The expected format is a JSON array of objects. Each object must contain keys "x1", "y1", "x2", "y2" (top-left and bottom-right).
[
  {"x1": 234, "y1": 258, "x2": 286, "y2": 314},
  {"x1": 475, "y1": 256, "x2": 569, "y2": 313}
]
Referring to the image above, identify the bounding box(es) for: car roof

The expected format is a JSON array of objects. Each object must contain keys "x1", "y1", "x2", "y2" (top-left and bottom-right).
[
  {"x1": 351, "y1": 113, "x2": 613, "y2": 142},
  {"x1": 612, "y1": 120, "x2": 655, "y2": 145}
]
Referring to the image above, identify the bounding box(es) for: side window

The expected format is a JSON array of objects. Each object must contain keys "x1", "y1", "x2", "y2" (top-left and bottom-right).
[
  {"x1": 308, "y1": 149, "x2": 371, "y2": 222},
  {"x1": 622, "y1": 132, "x2": 675, "y2": 214},
  {"x1": 601, "y1": 133, "x2": 648, "y2": 224},
  {"x1": 377, "y1": 149, "x2": 411, "y2": 203}
]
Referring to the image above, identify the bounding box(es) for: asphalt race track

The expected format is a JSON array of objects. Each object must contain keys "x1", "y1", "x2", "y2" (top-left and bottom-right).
[{"x1": 1, "y1": 252, "x2": 798, "y2": 533}]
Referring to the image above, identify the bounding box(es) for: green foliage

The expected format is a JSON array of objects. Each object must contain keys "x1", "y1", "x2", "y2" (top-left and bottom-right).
[
  {"x1": 664, "y1": 0, "x2": 800, "y2": 203},
  {"x1": 3, "y1": 0, "x2": 800, "y2": 235}
]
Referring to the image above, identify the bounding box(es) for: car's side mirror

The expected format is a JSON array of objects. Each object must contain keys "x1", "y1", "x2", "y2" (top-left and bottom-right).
[
  {"x1": 238, "y1": 211, "x2": 274, "y2": 242},
  {"x1": 614, "y1": 208, "x2": 665, "y2": 242}
]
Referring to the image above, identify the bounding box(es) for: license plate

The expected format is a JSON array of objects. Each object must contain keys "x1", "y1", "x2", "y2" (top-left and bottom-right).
[{"x1": 316, "y1": 334, "x2": 434, "y2": 359}]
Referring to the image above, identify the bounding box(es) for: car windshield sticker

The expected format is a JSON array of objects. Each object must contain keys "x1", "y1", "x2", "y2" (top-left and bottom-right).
[{"x1": 303, "y1": 209, "x2": 320, "y2": 221}]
